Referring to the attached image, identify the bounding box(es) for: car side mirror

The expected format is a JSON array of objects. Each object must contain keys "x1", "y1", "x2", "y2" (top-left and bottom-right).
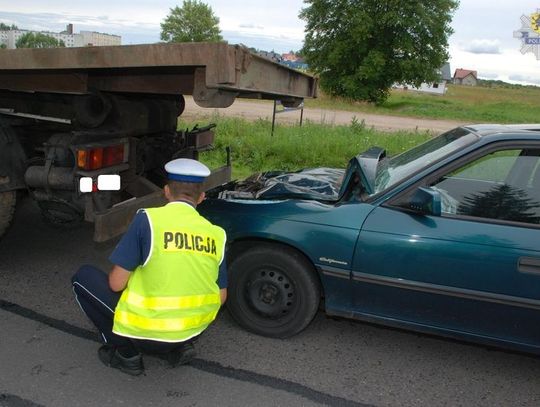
[{"x1": 409, "y1": 187, "x2": 442, "y2": 216}]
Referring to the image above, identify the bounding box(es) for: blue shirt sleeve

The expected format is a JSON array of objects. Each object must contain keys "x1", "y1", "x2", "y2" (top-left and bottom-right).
[{"x1": 109, "y1": 211, "x2": 151, "y2": 271}]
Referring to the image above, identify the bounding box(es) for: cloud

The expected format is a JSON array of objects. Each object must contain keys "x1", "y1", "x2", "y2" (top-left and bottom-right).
[
  {"x1": 0, "y1": 11, "x2": 159, "y2": 36},
  {"x1": 238, "y1": 23, "x2": 264, "y2": 30},
  {"x1": 222, "y1": 29, "x2": 302, "y2": 52},
  {"x1": 0, "y1": 10, "x2": 304, "y2": 50},
  {"x1": 463, "y1": 39, "x2": 501, "y2": 54},
  {"x1": 448, "y1": 44, "x2": 540, "y2": 87},
  {"x1": 508, "y1": 74, "x2": 540, "y2": 85},
  {"x1": 478, "y1": 72, "x2": 499, "y2": 79}
]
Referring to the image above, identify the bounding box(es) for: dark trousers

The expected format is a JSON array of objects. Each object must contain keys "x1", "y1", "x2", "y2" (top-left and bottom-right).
[{"x1": 72, "y1": 265, "x2": 194, "y2": 355}]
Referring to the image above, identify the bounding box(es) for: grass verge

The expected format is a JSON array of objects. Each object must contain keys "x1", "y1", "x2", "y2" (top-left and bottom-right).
[
  {"x1": 180, "y1": 116, "x2": 433, "y2": 179},
  {"x1": 304, "y1": 85, "x2": 540, "y2": 124}
]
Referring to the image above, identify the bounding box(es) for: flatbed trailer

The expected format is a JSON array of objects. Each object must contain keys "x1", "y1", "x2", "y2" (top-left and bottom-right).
[{"x1": 0, "y1": 42, "x2": 316, "y2": 241}]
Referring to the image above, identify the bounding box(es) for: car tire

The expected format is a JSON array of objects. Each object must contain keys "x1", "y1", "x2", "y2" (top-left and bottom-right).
[
  {"x1": 0, "y1": 190, "x2": 16, "y2": 240},
  {"x1": 227, "y1": 244, "x2": 321, "y2": 338}
]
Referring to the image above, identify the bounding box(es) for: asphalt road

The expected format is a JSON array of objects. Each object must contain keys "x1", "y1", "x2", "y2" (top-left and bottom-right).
[{"x1": 2, "y1": 197, "x2": 540, "y2": 407}]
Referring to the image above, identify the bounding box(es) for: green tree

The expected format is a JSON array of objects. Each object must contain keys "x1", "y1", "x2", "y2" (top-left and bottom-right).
[
  {"x1": 16, "y1": 32, "x2": 66, "y2": 48},
  {"x1": 300, "y1": 0, "x2": 458, "y2": 104},
  {"x1": 458, "y1": 184, "x2": 540, "y2": 224},
  {"x1": 160, "y1": 1, "x2": 222, "y2": 43},
  {"x1": 0, "y1": 23, "x2": 18, "y2": 30},
  {"x1": 0, "y1": 44, "x2": 6, "y2": 49}
]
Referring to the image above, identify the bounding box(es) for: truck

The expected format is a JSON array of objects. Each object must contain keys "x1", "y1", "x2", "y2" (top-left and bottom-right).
[{"x1": 0, "y1": 42, "x2": 316, "y2": 242}]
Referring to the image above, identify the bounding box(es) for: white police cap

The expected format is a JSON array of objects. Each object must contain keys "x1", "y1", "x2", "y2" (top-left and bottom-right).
[{"x1": 164, "y1": 158, "x2": 211, "y2": 183}]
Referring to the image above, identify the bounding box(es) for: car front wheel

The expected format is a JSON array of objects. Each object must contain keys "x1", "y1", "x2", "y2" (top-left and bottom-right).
[{"x1": 227, "y1": 244, "x2": 321, "y2": 338}]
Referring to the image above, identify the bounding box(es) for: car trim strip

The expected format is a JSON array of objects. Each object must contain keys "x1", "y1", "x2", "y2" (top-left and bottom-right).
[
  {"x1": 318, "y1": 265, "x2": 350, "y2": 279},
  {"x1": 350, "y1": 270, "x2": 540, "y2": 310},
  {"x1": 518, "y1": 257, "x2": 540, "y2": 275}
]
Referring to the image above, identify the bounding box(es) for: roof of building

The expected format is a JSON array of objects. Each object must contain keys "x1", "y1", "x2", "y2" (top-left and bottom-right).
[
  {"x1": 454, "y1": 69, "x2": 478, "y2": 79},
  {"x1": 440, "y1": 63, "x2": 452, "y2": 81},
  {"x1": 282, "y1": 52, "x2": 298, "y2": 61}
]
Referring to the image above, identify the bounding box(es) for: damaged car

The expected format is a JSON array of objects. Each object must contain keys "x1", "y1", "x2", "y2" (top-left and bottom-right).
[{"x1": 199, "y1": 125, "x2": 540, "y2": 354}]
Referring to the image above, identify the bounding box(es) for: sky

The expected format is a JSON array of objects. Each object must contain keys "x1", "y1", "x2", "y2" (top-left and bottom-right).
[{"x1": 1, "y1": 1, "x2": 540, "y2": 86}]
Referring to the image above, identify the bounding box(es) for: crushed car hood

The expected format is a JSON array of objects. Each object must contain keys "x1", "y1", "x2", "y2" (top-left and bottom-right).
[
  {"x1": 214, "y1": 168, "x2": 346, "y2": 201},
  {"x1": 208, "y1": 146, "x2": 387, "y2": 203}
]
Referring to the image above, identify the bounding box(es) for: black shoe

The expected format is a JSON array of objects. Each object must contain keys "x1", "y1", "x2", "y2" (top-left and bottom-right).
[
  {"x1": 161, "y1": 342, "x2": 197, "y2": 367},
  {"x1": 98, "y1": 345, "x2": 144, "y2": 376}
]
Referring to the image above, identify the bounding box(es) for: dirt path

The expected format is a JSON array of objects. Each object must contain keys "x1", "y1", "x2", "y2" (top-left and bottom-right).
[{"x1": 182, "y1": 96, "x2": 466, "y2": 134}]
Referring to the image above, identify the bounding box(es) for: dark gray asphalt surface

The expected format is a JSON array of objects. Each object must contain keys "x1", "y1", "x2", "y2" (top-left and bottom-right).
[{"x1": 1, "y1": 196, "x2": 540, "y2": 407}]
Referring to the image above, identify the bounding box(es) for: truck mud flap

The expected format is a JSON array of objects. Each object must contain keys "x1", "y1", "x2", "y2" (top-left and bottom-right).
[
  {"x1": 93, "y1": 165, "x2": 231, "y2": 242},
  {"x1": 93, "y1": 177, "x2": 166, "y2": 243}
]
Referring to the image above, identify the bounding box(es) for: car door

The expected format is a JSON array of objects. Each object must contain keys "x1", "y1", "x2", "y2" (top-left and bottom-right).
[{"x1": 350, "y1": 143, "x2": 540, "y2": 349}]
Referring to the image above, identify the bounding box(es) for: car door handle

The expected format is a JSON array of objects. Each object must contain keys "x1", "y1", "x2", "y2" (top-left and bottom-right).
[{"x1": 518, "y1": 257, "x2": 540, "y2": 275}]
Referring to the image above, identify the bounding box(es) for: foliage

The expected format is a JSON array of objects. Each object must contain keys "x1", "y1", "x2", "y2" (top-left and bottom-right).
[
  {"x1": 300, "y1": 0, "x2": 459, "y2": 104},
  {"x1": 160, "y1": 0, "x2": 222, "y2": 43},
  {"x1": 179, "y1": 116, "x2": 431, "y2": 179},
  {"x1": 0, "y1": 44, "x2": 5, "y2": 49},
  {"x1": 477, "y1": 79, "x2": 538, "y2": 90},
  {"x1": 15, "y1": 32, "x2": 65, "y2": 48},
  {"x1": 0, "y1": 23, "x2": 18, "y2": 30},
  {"x1": 458, "y1": 184, "x2": 540, "y2": 224}
]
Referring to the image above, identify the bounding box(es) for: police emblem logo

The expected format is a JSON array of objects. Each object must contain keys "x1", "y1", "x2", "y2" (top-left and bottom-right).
[
  {"x1": 531, "y1": 12, "x2": 540, "y2": 34},
  {"x1": 514, "y1": 9, "x2": 540, "y2": 59}
]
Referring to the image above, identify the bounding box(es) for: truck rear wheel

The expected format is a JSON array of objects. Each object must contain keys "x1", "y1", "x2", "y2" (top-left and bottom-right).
[{"x1": 0, "y1": 190, "x2": 16, "y2": 239}]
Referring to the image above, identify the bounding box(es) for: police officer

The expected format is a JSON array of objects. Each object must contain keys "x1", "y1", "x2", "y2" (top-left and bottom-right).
[{"x1": 72, "y1": 158, "x2": 227, "y2": 376}]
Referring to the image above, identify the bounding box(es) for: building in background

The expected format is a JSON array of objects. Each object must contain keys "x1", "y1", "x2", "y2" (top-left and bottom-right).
[
  {"x1": 255, "y1": 49, "x2": 309, "y2": 70},
  {"x1": 0, "y1": 30, "x2": 9, "y2": 47},
  {"x1": 440, "y1": 63, "x2": 452, "y2": 82},
  {"x1": 453, "y1": 69, "x2": 478, "y2": 86},
  {"x1": 394, "y1": 62, "x2": 452, "y2": 95},
  {"x1": 281, "y1": 52, "x2": 297, "y2": 62},
  {"x1": 257, "y1": 50, "x2": 282, "y2": 63},
  {"x1": 1, "y1": 28, "x2": 76, "y2": 48},
  {"x1": 0, "y1": 24, "x2": 121, "y2": 48},
  {"x1": 280, "y1": 59, "x2": 309, "y2": 71},
  {"x1": 77, "y1": 31, "x2": 121, "y2": 47}
]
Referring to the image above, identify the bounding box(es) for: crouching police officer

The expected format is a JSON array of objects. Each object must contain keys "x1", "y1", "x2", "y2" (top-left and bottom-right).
[{"x1": 72, "y1": 158, "x2": 227, "y2": 376}]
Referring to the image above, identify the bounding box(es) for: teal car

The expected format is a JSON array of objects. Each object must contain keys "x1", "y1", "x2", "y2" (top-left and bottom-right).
[{"x1": 199, "y1": 125, "x2": 540, "y2": 354}]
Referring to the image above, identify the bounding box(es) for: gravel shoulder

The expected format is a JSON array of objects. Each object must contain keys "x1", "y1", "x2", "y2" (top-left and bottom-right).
[{"x1": 182, "y1": 96, "x2": 467, "y2": 134}]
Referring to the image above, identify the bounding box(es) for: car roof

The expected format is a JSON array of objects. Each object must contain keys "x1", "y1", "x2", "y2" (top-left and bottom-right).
[{"x1": 463, "y1": 124, "x2": 540, "y2": 139}]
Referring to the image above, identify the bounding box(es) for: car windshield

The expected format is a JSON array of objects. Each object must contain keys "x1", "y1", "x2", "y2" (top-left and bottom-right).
[{"x1": 371, "y1": 127, "x2": 479, "y2": 196}]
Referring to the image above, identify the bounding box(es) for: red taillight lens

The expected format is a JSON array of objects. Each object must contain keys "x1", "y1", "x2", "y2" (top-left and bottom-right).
[
  {"x1": 103, "y1": 145, "x2": 125, "y2": 167},
  {"x1": 77, "y1": 144, "x2": 125, "y2": 170},
  {"x1": 90, "y1": 148, "x2": 104, "y2": 169}
]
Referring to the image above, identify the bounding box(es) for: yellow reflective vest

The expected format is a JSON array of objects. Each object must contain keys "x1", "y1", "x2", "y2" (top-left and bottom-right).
[{"x1": 113, "y1": 202, "x2": 226, "y2": 342}]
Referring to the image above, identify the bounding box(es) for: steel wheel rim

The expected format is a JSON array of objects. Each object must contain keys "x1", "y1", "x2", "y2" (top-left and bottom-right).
[{"x1": 245, "y1": 267, "x2": 295, "y2": 319}]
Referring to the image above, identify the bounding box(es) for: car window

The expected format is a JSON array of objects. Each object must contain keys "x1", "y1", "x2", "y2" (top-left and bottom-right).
[
  {"x1": 372, "y1": 127, "x2": 478, "y2": 195},
  {"x1": 431, "y1": 148, "x2": 540, "y2": 225},
  {"x1": 451, "y1": 150, "x2": 520, "y2": 182}
]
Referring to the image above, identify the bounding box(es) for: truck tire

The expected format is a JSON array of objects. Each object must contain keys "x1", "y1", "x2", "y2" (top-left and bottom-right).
[
  {"x1": 0, "y1": 190, "x2": 16, "y2": 239},
  {"x1": 227, "y1": 244, "x2": 321, "y2": 338}
]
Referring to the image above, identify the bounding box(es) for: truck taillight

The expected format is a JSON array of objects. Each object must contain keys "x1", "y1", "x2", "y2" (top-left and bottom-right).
[{"x1": 77, "y1": 144, "x2": 126, "y2": 170}]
